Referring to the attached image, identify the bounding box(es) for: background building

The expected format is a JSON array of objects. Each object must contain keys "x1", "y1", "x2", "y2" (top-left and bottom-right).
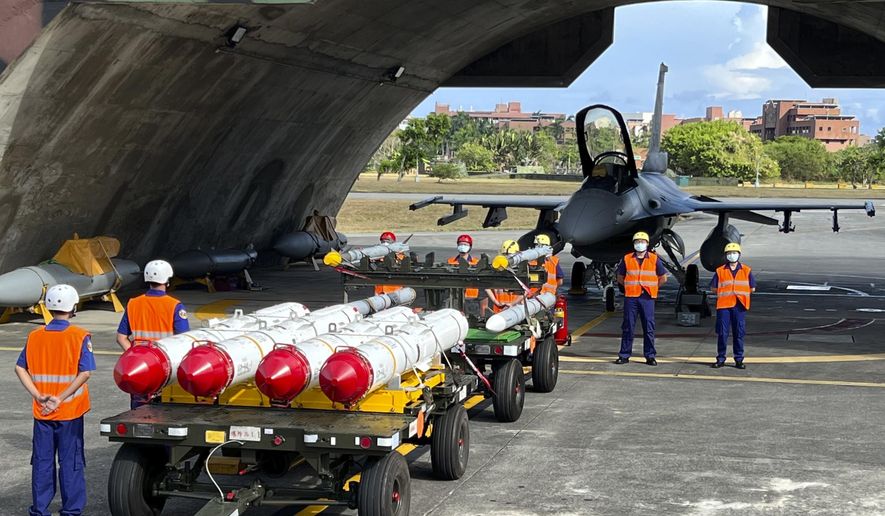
[{"x1": 749, "y1": 98, "x2": 861, "y2": 151}]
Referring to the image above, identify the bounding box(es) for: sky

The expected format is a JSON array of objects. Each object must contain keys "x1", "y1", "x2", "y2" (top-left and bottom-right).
[{"x1": 410, "y1": 1, "x2": 884, "y2": 135}]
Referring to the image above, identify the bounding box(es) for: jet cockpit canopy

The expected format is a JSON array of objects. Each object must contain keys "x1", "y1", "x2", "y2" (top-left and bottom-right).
[{"x1": 577, "y1": 105, "x2": 638, "y2": 194}]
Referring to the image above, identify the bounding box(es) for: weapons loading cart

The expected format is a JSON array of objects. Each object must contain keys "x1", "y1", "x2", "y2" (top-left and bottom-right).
[
  {"x1": 101, "y1": 327, "x2": 478, "y2": 516},
  {"x1": 335, "y1": 251, "x2": 562, "y2": 423}
]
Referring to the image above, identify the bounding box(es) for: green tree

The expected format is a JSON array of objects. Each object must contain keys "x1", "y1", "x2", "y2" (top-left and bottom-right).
[
  {"x1": 834, "y1": 145, "x2": 879, "y2": 187},
  {"x1": 398, "y1": 114, "x2": 452, "y2": 179},
  {"x1": 763, "y1": 136, "x2": 832, "y2": 181},
  {"x1": 429, "y1": 161, "x2": 466, "y2": 182},
  {"x1": 456, "y1": 142, "x2": 495, "y2": 172},
  {"x1": 366, "y1": 132, "x2": 403, "y2": 180},
  {"x1": 872, "y1": 127, "x2": 885, "y2": 150},
  {"x1": 662, "y1": 120, "x2": 779, "y2": 180},
  {"x1": 557, "y1": 143, "x2": 580, "y2": 174}
]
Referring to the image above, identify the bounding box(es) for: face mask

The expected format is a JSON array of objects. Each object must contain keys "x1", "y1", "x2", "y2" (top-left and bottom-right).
[
  {"x1": 726, "y1": 252, "x2": 740, "y2": 263},
  {"x1": 634, "y1": 242, "x2": 648, "y2": 253},
  {"x1": 457, "y1": 244, "x2": 470, "y2": 253}
]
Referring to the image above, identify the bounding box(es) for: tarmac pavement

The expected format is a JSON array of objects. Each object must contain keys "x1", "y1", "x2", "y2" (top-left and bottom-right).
[{"x1": 0, "y1": 205, "x2": 883, "y2": 515}]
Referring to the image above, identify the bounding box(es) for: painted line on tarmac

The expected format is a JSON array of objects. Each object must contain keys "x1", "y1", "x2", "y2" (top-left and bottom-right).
[
  {"x1": 295, "y1": 394, "x2": 485, "y2": 516},
  {"x1": 560, "y1": 353, "x2": 885, "y2": 364},
  {"x1": 194, "y1": 299, "x2": 240, "y2": 320},
  {"x1": 560, "y1": 369, "x2": 885, "y2": 388},
  {"x1": 572, "y1": 312, "x2": 614, "y2": 337}
]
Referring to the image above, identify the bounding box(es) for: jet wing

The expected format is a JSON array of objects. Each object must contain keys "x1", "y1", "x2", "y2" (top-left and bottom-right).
[
  {"x1": 409, "y1": 195, "x2": 567, "y2": 227},
  {"x1": 685, "y1": 197, "x2": 875, "y2": 233}
]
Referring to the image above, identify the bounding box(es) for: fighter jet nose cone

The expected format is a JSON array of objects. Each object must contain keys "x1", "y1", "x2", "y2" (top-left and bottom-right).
[
  {"x1": 319, "y1": 351, "x2": 373, "y2": 405},
  {"x1": 114, "y1": 346, "x2": 170, "y2": 396},
  {"x1": 177, "y1": 346, "x2": 232, "y2": 398},
  {"x1": 255, "y1": 348, "x2": 310, "y2": 403}
]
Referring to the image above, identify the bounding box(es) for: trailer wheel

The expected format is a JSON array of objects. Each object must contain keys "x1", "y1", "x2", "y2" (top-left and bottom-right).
[
  {"x1": 108, "y1": 444, "x2": 167, "y2": 516},
  {"x1": 358, "y1": 452, "x2": 410, "y2": 516},
  {"x1": 532, "y1": 336, "x2": 559, "y2": 393},
  {"x1": 431, "y1": 405, "x2": 469, "y2": 480},
  {"x1": 492, "y1": 359, "x2": 525, "y2": 422}
]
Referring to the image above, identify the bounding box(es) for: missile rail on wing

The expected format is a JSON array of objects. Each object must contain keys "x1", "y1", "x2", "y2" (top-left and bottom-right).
[
  {"x1": 101, "y1": 301, "x2": 478, "y2": 516},
  {"x1": 332, "y1": 252, "x2": 563, "y2": 424}
]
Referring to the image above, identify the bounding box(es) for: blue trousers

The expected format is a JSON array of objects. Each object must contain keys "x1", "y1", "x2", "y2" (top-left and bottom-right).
[
  {"x1": 130, "y1": 394, "x2": 149, "y2": 410},
  {"x1": 716, "y1": 305, "x2": 746, "y2": 362},
  {"x1": 30, "y1": 417, "x2": 86, "y2": 516},
  {"x1": 619, "y1": 296, "x2": 656, "y2": 359}
]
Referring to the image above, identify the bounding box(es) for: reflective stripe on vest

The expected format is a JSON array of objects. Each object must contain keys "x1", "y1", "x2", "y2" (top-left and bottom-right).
[
  {"x1": 375, "y1": 284, "x2": 403, "y2": 295},
  {"x1": 623, "y1": 253, "x2": 660, "y2": 298},
  {"x1": 127, "y1": 294, "x2": 180, "y2": 342},
  {"x1": 25, "y1": 325, "x2": 91, "y2": 421},
  {"x1": 716, "y1": 264, "x2": 752, "y2": 310},
  {"x1": 448, "y1": 256, "x2": 480, "y2": 298}
]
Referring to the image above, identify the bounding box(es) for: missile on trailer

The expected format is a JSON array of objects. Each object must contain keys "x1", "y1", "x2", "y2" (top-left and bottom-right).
[
  {"x1": 319, "y1": 309, "x2": 468, "y2": 405},
  {"x1": 176, "y1": 290, "x2": 416, "y2": 398},
  {"x1": 113, "y1": 302, "x2": 310, "y2": 397},
  {"x1": 485, "y1": 292, "x2": 557, "y2": 332},
  {"x1": 323, "y1": 243, "x2": 409, "y2": 267},
  {"x1": 491, "y1": 245, "x2": 553, "y2": 271},
  {"x1": 273, "y1": 231, "x2": 348, "y2": 261},
  {"x1": 255, "y1": 306, "x2": 420, "y2": 403}
]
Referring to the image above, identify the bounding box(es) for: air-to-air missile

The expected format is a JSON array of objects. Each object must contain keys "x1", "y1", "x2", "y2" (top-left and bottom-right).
[
  {"x1": 491, "y1": 245, "x2": 553, "y2": 271},
  {"x1": 176, "y1": 288, "x2": 417, "y2": 398},
  {"x1": 323, "y1": 242, "x2": 410, "y2": 267},
  {"x1": 113, "y1": 302, "x2": 310, "y2": 397},
  {"x1": 273, "y1": 231, "x2": 348, "y2": 262},
  {"x1": 485, "y1": 292, "x2": 557, "y2": 332},
  {"x1": 254, "y1": 306, "x2": 419, "y2": 403},
  {"x1": 319, "y1": 309, "x2": 468, "y2": 405}
]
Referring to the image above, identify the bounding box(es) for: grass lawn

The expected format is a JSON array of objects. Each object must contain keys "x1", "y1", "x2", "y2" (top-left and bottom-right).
[{"x1": 336, "y1": 200, "x2": 539, "y2": 233}]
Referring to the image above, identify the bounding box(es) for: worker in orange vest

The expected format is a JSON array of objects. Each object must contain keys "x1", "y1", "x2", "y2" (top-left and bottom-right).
[
  {"x1": 116, "y1": 259, "x2": 190, "y2": 408},
  {"x1": 532, "y1": 234, "x2": 562, "y2": 294},
  {"x1": 615, "y1": 231, "x2": 668, "y2": 366},
  {"x1": 374, "y1": 231, "x2": 405, "y2": 295},
  {"x1": 15, "y1": 284, "x2": 95, "y2": 516},
  {"x1": 489, "y1": 240, "x2": 524, "y2": 313},
  {"x1": 711, "y1": 243, "x2": 756, "y2": 369},
  {"x1": 448, "y1": 234, "x2": 480, "y2": 299}
]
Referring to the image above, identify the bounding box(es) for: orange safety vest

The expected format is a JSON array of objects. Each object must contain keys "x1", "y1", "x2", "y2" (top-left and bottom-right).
[
  {"x1": 448, "y1": 255, "x2": 480, "y2": 298},
  {"x1": 127, "y1": 294, "x2": 180, "y2": 341},
  {"x1": 623, "y1": 252, "x2": 660, "y2": 299},
  {"x1": 375, "y1": 253, "x2": 406, "y2": 295},
  {"x1": 26, "y1": 325, "x2": 91, "y2": 420},
  {"x1": 529, "y1": 258, "x2": 559, "y2": 296},
  {"x1": 492, "y1": 290, "x2": 522, "y2": 313},
  {"x1": 716, "y1": 264, "x2": 752, "y2": 310}
]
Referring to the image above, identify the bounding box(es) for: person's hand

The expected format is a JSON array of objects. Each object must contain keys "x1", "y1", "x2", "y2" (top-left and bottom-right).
[{"x1": 41, "y1": 396, "x2": 60, "y2": 416}]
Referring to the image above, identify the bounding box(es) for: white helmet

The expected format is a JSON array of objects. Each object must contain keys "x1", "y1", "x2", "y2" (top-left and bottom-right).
[
  {"x1": 44, "y1": 284, "x2": 79, "y2": 312},
  {"x1": 144, "y1": 260, "x2": 174, "y2": 284}
]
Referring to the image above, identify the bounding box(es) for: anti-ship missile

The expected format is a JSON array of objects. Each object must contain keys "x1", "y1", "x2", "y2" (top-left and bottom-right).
[
  {"x1": 491, "y1": 245, "x2": 553, "y2": 271},
  {"x1": 176, "y1": 289, "x2": 417, "y2": 398},
  {"x1": 255, "y1": 306, "x2": 419, "y2": 403},
  {"x1": 274, "y1": 231, "x2": 348, "y2": 261},
  {"x1": 323, "y1": 243, "x2": 409, "y2": 267},
  {"x1": 113, "y1": 302, "x2": 310, "y2": 397},
  {"x1": 0, "y1": 260, "x2": 141, "y2": 307},
  {"x1": 319, "y1": 309, "x2": 468, "y2": 405},
  {"x1": 485, "y1": 292, "x2": 556, "y2": 332}
]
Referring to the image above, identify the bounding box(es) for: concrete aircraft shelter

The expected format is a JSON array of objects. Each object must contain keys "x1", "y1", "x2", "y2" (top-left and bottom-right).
[{"x1": 1, "y1": 0, "x2": 884, "y2": 271}]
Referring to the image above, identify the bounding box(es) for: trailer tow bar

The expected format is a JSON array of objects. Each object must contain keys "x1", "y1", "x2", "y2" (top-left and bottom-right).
[{"x1": 194, "y1": 482, "x2": 266, "y2": 516}]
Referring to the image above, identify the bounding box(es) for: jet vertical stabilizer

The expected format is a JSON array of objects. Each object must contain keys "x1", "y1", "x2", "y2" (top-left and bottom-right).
[{"x1": 643, "y1": 62, "x2": 669, "y2": 173}]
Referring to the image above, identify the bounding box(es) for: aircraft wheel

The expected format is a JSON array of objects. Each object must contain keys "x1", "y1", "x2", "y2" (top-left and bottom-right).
[
  {"x1": 569, "y1": 262, "x2": 587, "y2": 295},
  {"x1": 492, "y1": 359, "x2": 525, "y2": 423},
  {"x1": 604, "y1": 286, "x2": 616, "y2": 312}
]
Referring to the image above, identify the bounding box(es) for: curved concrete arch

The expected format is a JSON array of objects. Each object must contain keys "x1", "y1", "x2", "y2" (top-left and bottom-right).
[{"x1": 0, "y1": 0, "x2": 883, "y2": 270}]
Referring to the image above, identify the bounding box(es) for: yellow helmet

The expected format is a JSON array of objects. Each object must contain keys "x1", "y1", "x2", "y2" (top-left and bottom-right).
[
  {"x1": 632, "y1": 231, "x2": 650, "y2": 242},
  {"x1": 500, "y1": 239, "x2": 520, "y2": 254},
  {"x1": 533, "y1": 234, "x2": 551, "y2": 246},
  {"x1": 724, "y1": 242, "x2": 742, "y2": 253}
]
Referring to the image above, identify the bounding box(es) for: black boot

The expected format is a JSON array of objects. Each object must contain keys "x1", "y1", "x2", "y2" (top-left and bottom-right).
[
  {"x1": 614, "y1": 357, "x2": 629, "y2": 364},
  {"x1": 711, "y1": 362, "x2": 725, "y2": 368},
  {"x1": 735, "y1": 361, "x2": 746, "y2": 369}
]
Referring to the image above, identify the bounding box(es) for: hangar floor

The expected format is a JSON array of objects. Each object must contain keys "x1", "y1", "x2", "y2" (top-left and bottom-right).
[{"x1": 0, "y1": 206, "x2": 883, "y2": 515}]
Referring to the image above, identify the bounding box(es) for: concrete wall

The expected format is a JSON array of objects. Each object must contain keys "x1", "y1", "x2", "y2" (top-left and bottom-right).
[{"x1": 0, "y1": 0, "x2": 883, "y2": 270}]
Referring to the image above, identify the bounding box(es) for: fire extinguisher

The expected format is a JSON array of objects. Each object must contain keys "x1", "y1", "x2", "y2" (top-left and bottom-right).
[{"x1": 553, "y1": 295, "x2": 571, "y2": 346}]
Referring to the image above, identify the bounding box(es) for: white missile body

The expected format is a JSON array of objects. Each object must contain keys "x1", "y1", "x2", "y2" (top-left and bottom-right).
[
  {"x1": 324, "y1": 243, "x2": 409, "y2": 267},
  {"x1": 255, "y1": 306, "x2": 420, "y2": 401},
  {"x1": 492, "y1": 245, "x2": 553, "y2": 270},
  {"x1": 177, "y1": 292, "x2": 417, "y2": 397},
  {"x1": 485, "y1": 292, "x2": 556, "y2": 332},
  {"x1": 319, "y1": 309, "x2": 468, "y2": 404}
]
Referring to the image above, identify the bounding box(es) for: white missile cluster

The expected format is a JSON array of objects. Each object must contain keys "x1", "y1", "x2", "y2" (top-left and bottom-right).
[
  {"x1": 323, "y1": 242, "x2": 410, "y2": 267},
  {"x1": 491, "y1": 245, "x2": 553, "y2": 271}
]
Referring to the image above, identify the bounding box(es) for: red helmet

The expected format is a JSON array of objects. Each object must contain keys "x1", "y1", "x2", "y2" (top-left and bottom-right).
[
  {"x1": 457, "y1": 234, "x2": 473, "y2": 246},
  {"x1": 380, "y1": 231, "x2": 396, "y2": 243}
]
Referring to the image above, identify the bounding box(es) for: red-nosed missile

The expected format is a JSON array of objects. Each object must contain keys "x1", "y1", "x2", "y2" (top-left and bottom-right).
[
  {"x1": 176, "y1": 345, "x2": 234, "y2": 398},
  {"x1": 255, "y1": 306, "x2": 418, "y2": 403},
  {"x1": 113, "y1": 302, "x2": 309, "y2": 397},
  {"x1": 319, "y1": 309, "x2": 468, "y2": 405}
]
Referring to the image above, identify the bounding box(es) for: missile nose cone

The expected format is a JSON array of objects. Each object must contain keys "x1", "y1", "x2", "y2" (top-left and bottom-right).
[
  {"x1": 114, "y1": 346, "x2": 171, "y2": 396},
  {"x1": 255, "y1": 348, "x2": 310, "y2": 403},
  {"x1": 177, "y1": 346, "x2": 233, "y2": 398},
  {"x1": 319, "y1": 351, "x2": 373, "y2": 405}
]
